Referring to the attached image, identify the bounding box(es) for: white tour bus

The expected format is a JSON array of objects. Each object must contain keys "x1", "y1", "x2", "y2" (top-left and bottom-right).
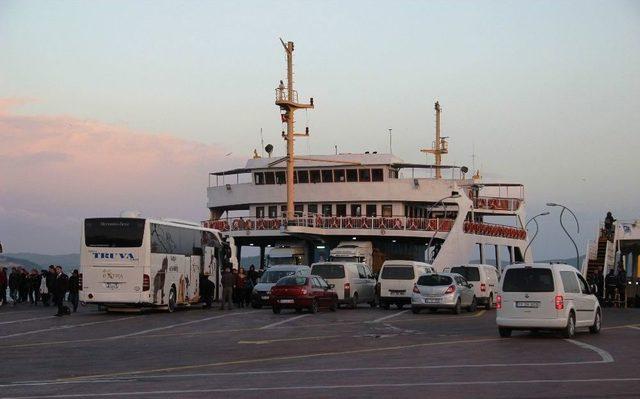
[{"x1": 80, "y1": 217, "x2": 235, "y2": 312}]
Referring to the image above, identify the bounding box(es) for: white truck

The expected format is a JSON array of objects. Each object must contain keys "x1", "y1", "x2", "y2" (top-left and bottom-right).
[
  {"x1": 329, "y1": 241, "x2": 385, "y2": 273},
  {"x1": 266, "y1": 243, "x2": 308, "y2": 267}
]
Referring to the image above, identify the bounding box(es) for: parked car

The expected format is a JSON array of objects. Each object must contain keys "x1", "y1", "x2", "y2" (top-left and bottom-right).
[
  {"x1": 270, "y1": 275, "x2": 338, "y2": 314},
  {"x1": 411, "y1": 273, "x2": 477, "y2": 314},
  {"x1": 448, "y1": 264, "x2": 499, "y2": 309},
  {"x1": 496, "y1": 263, "x2": 601, "y2": 338},
  {"x1": 377, "y1": 261, "x2": 435, "y2": 309},
  {"x1": 310, "y1": 262, "x2": 376, "y2": 308},
  {"x1": 251, "y1": 265, "x2": 311, "y2": 309}
]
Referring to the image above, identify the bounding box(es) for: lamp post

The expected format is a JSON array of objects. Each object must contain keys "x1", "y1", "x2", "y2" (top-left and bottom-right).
[
  {"x1": 426, "y1": 193, "x2": 462, "y2": 262},
  {"x1": 523, "y1": 211, "x2": 550, "y2": 262},
  {"x1": 546, "y1": 202, "x2": 580, "y2": 269}
]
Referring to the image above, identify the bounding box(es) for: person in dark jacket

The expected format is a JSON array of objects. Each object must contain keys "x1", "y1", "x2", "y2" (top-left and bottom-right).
[
  {"x1": 46, "y1": 265, "x2": 56, "y2": 296},
  {"x1": 595, "y1": 266, "x2": 604, "y2": 303},
  {"x1": 0, "y1": 267, "x2": 7, "y2": 306},
  {"x1": 8, "y1": 267, "x2": 19, "y2": 304},
  {"x1": 220, "y1": 267, "x2": 234, "y2": 310},
  {"x1": 68, "y1": 269, "x2": 80, "y2": 312},
  {"x1": 605, "y1": 269, "x2": 617, "y2": 305},
  {"x1": 616, "y1": 267, "x2": 627, "y2": 305},
  {"x1": 28, "y1": 269, "x2": 41, "y2": 305},
  {"x1": 52, "y1": 266, "x2": 69, "y2": 316},
  {"x1": 199, "y1": 274, "x2": 214, "y2": 309},
  {"x1": 19, "y1": 268, "x2": 29, "y2": 303}
]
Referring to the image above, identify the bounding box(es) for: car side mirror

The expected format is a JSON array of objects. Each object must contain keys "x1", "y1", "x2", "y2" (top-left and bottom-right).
[
  {"x1": 328, "y1": 284, "x2": 335, "y2": 289},
  {"x1": 468, "y1": 283, "x2": 473, "y2": 288}
]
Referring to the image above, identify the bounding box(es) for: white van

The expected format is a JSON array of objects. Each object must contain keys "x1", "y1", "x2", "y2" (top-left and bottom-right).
[
  {"x1": 311, "y1": 262, "x2": 376, "y2": 308},
  {"x1": 496, "y1": 263, "x2": 601, "y2": 338},
  {"x1": 448, "y1": 264, "x2": 499, "y2": 309},
  {"x1": 377, "y1": 261, "x2": 435, "y2": 309}
]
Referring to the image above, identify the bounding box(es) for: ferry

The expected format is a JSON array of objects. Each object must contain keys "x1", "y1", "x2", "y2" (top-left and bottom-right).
[{"x1": 203, "y1": 39, "x2": 531, "y2": 273}]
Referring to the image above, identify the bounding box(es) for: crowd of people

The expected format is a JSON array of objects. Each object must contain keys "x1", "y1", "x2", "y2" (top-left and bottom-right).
[
  {"x1": 0, "y1": 265, "x2": 80, "y2": 316},
  {"x1": 587, "y1": 265, "x2": 628, "y2": 307},
  {"x1": 218, "y1": 264, "x2": 264, "y2": 310}
]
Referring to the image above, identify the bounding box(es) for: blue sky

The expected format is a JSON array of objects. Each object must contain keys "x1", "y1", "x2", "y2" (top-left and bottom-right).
[{"x1": 0, "y1": 0, "x2": 639, "y2": 258}]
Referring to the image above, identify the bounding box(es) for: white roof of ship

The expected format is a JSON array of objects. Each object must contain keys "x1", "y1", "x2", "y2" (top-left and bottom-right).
[{"x1": 245, "y1": 153, "x2": 405, "y2": 169}]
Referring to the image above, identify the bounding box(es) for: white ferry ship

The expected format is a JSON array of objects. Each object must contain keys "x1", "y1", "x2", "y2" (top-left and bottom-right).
[{"x1": 204, "y1": 39, "x2": 531, "y2": 272}]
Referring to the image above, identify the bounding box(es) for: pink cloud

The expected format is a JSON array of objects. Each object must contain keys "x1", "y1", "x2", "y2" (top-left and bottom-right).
[{"x1": 0, "y1": 100, "x2": 238, "y2": 253}]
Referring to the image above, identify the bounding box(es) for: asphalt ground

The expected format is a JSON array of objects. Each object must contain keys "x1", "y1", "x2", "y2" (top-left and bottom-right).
[{"x1": 1, "y1": 302, "x2": 639, "y2": 399}]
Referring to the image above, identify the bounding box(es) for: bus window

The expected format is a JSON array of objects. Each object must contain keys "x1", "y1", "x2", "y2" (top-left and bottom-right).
[{"x1": 85, "y1": 218, "x2": 145, "y2": 248}]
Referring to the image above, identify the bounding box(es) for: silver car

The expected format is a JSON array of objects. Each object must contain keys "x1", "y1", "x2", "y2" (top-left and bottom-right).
[{"x1": 411, "y1": 273, "x2": 477, "y2": 314}]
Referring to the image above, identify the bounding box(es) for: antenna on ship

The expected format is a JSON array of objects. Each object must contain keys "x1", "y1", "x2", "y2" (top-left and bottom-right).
[
  {"x1": 275, "y1": 38, "x2": 314, "y2": 223},
  {"x1": 421, "y1": 101, "x2": 449, "y2": 179}
]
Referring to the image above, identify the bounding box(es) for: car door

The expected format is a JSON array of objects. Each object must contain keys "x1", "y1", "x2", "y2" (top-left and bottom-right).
[
  {"x1": 356, "y1": 264, "x2": 373, "y2": 302},
  {"x1": 312, "y1": 277, "x2": 328, "y2": 306},
  {"x1": 456, "y1": 276, "x2": 471, "y2": 306},
  {"x1": 575, "y1": 272, "x2": 598, "y2": 327},
  {"x1": 559, "y1": 270, "x2": 582, "y2": 321}
]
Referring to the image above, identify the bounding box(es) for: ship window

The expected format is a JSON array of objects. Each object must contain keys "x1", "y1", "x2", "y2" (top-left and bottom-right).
[
  {"x1": 382, "y1": 205, "x2": 393, "y2": 217},
  {"x1": 265, "y1": 172, "x2": 275, "y2": 184},
  {"x1": 256, "y1": 207, "x2": 265, "y2": 218},
  {"x1": 336, "y1": 204, "x2": 347, "y2": 217},
  {"x1": 322, "y1": 204, "x2": 332, "y2": 216},
  {"x1": 310, "y1": 170, "x2": 321, "y2": 183},
  {"x1": 389, "y1": 169, "x2": 398, "y2": 179},
  {"x1": 293, "y1": 171, "x2": 298, "y2": 184},
  {"x1": 359, "y1": 169, "x2": 371, "y2": 182},
  {"x1": 280, "y1": 205, "x2": 287, "y2": 217},
  {"x1": 268, "y1": 206, "x2": 278, "y2": 218},
  {"x1": 308, "y1": 204, "x2": 318, "y2": 215},
  {"x1": 321, "y1": 169, "x2": 334, "y2": 183},
  {"x1": 334, "y1": 169, "x2": 345, "y2": 182},
  {"x1": 372, "y1": 168, "x2": 384, "y2": 182},
  {"x1": 294, "y1": 204, "x2": 304, "y2": 217},
  {"x1": 346, "y1": 169, "x2": 358, "y2": 182},
  {"x1": 366, "y1": 204, "x2": 377, "y2": 217},
  {"x1": 351, "y1": 204, "x2": 362, "y2": 217},
  {"x1": 275, "y1": 171, "x2": 286, "y2": 184},
  {"x1": 254, "y1": 172, "x2": 264, "y2": 185},
  {"x1": 297, "y1": 170, "x2": 309, "y2": 183}
]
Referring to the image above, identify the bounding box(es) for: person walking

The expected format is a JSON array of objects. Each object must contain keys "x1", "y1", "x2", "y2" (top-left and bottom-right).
[
  {"x1": 40, "y1": 270, "x2": 50, "y2": 306},
  {"x1": 247, "y1": 265, "x2": 259, "y2": 286},
  {"x1": 46, "y1": 265, "x2": 56, "y2": 298},
  {"x1": 68, "y1": 269, "x2": 80, "y2": 312},
  {"x1": 605, "y1": 269, "x2": 617, "y2": 306},
  {"x1": 8, "y1": 267, "x2": 19, "y2": 304},
  {"x1": 52, "y1": 266, "x2": 69, "y2": 316},
  {"x1": 243, "y1": 273, "x2": 254, "y2": 307},
  {"x1": 0, "y1": 267, "x2": 7, "y2": 306},
  {"x1": 616, "y1": 266, "x2": 627, "y2": 306},
  {"x1": 220, "y1": 267, "x2": 234, "y2": 310},
  {"x1": 19, "y1": 268, "x2": 29, "y2": 303},
  {"x1": 27, "y1": 269, "x2": 40, "y2": 305},
  {"x1": 235, "y1": 268, "x2": 247, "y2": 308}
]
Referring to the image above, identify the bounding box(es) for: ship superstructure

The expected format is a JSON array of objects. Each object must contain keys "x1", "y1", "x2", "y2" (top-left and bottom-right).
[{"x1": 204, "y1": 40, "x2": 531, "y2": 272}]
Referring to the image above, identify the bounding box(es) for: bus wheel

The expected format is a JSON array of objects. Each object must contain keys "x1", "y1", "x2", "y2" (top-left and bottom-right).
[{"x1": 167, "y1": 287, "x2": 177, "y2": 313}]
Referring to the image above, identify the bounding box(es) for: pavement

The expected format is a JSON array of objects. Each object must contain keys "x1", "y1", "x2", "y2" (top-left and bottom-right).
[{"x1": 1, "y1": 302, "x2": 639, "y2": 399}]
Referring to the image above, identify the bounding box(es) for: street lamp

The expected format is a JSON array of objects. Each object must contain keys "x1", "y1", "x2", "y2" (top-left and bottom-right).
[
  {"x1": 546, "y1": 202, "x2": 580, "y2": 269},
  {"x1": 523, "y1": 211, "x2": 550, "y2": 262},
  {"x1": 426, "y1": 193, "x2": 462, "y2": 262}
]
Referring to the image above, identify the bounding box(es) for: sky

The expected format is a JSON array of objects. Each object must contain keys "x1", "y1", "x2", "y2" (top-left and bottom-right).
[{"x1": 0, "y1": 0, "x2": 638, "y2": 259}]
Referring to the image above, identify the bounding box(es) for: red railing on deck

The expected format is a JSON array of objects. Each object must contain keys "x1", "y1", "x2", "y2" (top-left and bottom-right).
[{"x1": 463, "y1": 221, "x2": 526, "y2": 240}]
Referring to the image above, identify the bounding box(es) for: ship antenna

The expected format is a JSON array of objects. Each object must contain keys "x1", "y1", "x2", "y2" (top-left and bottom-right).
[
  {"x1": 275, "y1": 38, "x2": 314, "y2": 223},
  {"x1": 420, "y1": 101, "x2": 449, "y2": 179},
  {"x1": 260, "y1": 128, "x2": 264, "y2": 157}
]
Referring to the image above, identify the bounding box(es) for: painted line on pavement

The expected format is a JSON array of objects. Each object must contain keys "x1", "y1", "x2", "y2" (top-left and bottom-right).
[
  {"x1": 238, "y1": 334, "x2": 341, "y2": 345},
  {"x1": 0, "y1": 316, "x2": 55, "y2": 325},
  {"x1": 565, "y1": 339, "x2": 613, "y2": 363},
  {"x1": 627, "y1": 325, "x2": 640, "y2": 331},
  {"x1": 367, "y1": 310, "x2": 409, "y2": 323},
  {"x1": 259, "y1": 314, "x2": 309, "y2": 329},
  {"x1": 106, "y1": 311, "x2": 259, "y2": 339},
  {"x1": 0, "y1": 317, "x2": 135, "y2": 340},
  {"x1": 4, "y1": 377, "x2": 640, "y2": 397}
]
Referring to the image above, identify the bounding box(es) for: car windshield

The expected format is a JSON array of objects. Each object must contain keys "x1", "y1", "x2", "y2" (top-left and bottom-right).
[
  {"x1": 380, "y1": 266, "x2": 414, "y2": 280},
  {"x1": 417, "y1": 275, "x2": 453, "y2": 286},
  {"x1": 311, "y1": 264, "x2": 345, "y2": 279},
  {"x1": 275, "y1": 276, "x2": 307, "y2": 286},
  {"x1": 502, "y1": 268, "x2": 554, "y2": 292},
  {"x1": 450, "y1": 266, "x2": 480, "y2": 282},
  {"x1": 260, "y1": 270, "x2": 295, "y2": 284}
]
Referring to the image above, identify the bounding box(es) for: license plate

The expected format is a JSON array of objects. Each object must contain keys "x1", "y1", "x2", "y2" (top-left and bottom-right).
[
  {"x1": 278, "y1": 299, "x2": 294, "y2": 304},
  {"x1": 425, "y1": 298, "x2": 441, "y2": 304},
  {"x1": 261, "y1": 296, "x2": 269, "y2": 300},
  {"x1": 104, "y1": 282, "x2": 120, "y2": 289},
  {"x1": 516, "y1": 301, "x2": 539, "y2": 308},
  {"x1": 390, "y1": 291, "x2": 405, "y2": 296}
]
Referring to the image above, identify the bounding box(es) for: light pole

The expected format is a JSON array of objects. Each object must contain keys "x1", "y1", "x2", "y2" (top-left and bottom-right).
[
  {"x1": 523, "y1": 211, "x2": 550, "y2": 262},
  {"x1": 547, "y1": 202, "x2": 580, "y2": 269},
  {"x1": 388, "y1": 128, "x2": 392, "y2": 154},
  {"x1": 426, "y1": 193, "x2": 461, "y2": 262}
]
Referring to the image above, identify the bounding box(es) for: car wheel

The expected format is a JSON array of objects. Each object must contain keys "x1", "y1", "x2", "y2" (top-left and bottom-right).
[
  {"x1": 329, "y1": 298, "x2": 338, "y2": 312},
  {"x1": 167, "y1": 287, "x2": 177, "y2": 313},
  {"x1": 453, "y1": 298, "x2": 462, "y2": 315},
  {"x1": 589, "y1": 309, "x2": 602, "y2": 334},
  {"x1": 486, "y1": 294, "x2": 494, "y2": 310},
  {"x1": 411, "y1": 306, "x2": 420, "y2": 314},
  {"x1": 350, "y1": 293, "x2": 359, "y2": 309},
  {"x1": 498, "y1": 327, "x2": 512, "y2": 338},
  {"x1": 310, "y1": 299, "x2": 319, "y2": 314},
  {"x1": 272, "y1": 306, "x2": 281, "y2": 314},
  {"x1": 562, "y1": 312, "x2": 576, "y2": 338},
  {"x1": 468, "y1": 296, "x2": 477, "y2": 312}
]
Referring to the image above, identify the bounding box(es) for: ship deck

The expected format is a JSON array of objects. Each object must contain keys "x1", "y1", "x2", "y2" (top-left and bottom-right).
[{"x1": 1, "y1": 303, "x2": 640, "y2": 398}]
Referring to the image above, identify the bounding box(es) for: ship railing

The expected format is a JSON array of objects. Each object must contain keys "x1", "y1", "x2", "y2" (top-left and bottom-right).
[
  {"x1": 275, "y1": 88, "x2": 298, "y2": 103},
  {"x1": 463, "y1": 220, "x2": 527, "y2": 240},
  {"x1": 472, "y1": 196, "x2": 521, "y2": 212},
  {"x1": 203, "y1": 216, "x2": 456, "y2": 233}
]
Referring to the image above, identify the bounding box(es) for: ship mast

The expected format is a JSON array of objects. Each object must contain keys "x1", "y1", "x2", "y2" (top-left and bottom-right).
[
  {"x1": 421, "y1": 101, "x2": 448, "y2": 179},
  {"x1": 275, "y1": 39, "x2": 314, "y2": 222}
]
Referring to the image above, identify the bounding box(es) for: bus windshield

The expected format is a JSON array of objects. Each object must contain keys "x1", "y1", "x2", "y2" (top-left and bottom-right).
[{"x1": 85, "y1": 218, "x2": 145, "y2": 248}]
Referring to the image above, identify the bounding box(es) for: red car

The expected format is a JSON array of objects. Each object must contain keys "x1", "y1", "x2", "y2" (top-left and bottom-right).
[{"x1": 270, "y1": 275, "x2": 338, "y2": 314}]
